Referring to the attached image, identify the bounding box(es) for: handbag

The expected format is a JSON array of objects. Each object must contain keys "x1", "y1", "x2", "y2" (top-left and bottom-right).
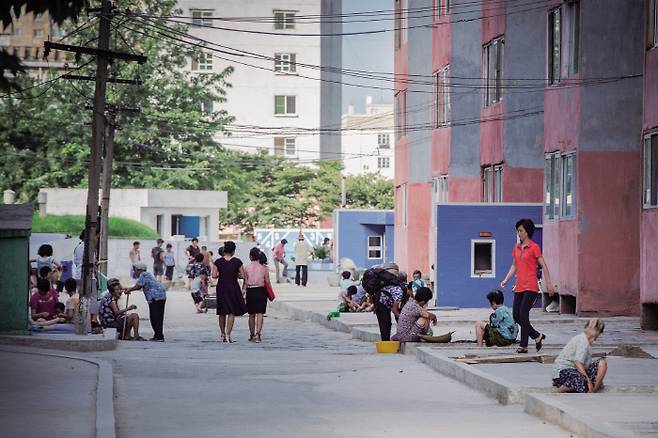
[{"x1": 265, "y1": 282, "x2": 276, "y2": 301}]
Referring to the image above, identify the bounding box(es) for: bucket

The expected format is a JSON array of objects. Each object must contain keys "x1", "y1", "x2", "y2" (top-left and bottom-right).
[{"x1": 375, "y1": 340, "x2": 400, "y2": 353}]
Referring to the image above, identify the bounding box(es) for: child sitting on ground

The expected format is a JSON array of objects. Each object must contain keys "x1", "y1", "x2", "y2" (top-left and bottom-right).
[
  {"x1": 191, "y1": 270, "x2": 209, "y2": 313},
  {"x1": 474, "y1": 289, "x2": 518, "y2": 347},
  {"x1": 338, "y1": 285, "x2": 361, "y2": 312},
  {"x1": 339, "y1": 270, "x2": 357, "y2": 291}
]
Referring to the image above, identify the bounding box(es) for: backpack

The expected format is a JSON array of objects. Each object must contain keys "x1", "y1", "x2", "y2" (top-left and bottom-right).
[{"x1": 361, "y1": 267, "x2": 399, "y2": 295}]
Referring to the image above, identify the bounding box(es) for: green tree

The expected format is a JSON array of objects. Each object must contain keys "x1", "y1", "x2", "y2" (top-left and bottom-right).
[
  {"x1": 345, "y1": 173, "x2": 394, "y2": 209},
  {"x1": 0, "y1": 0, "x2": 234, "y2": 205}
]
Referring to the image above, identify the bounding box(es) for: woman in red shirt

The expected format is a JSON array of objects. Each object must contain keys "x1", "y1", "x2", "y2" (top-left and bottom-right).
[{"x1": 500, "y1": 218, "x2": 555, "y2": 354}]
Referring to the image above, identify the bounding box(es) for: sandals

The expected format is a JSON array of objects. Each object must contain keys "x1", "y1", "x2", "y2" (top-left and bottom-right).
[
  {"x1": 535, "y1": 333, "x2": 546, "y2": 352},
  {"x1": 255, "y1": 333, "x2": 262, "y2": 343},
  {"x1": 133, "y1": 336, "x2": 147, "y2": 341},
  {"x1": 228, "y1": 337, "x2": 237, "y2": 344},
  {"x1": 221, "y1": 334, "x2": 228, "y2": 343},
  {"x1": 516, "y1": 347, "x2": 528, "y2": 354},
  {"x1": 249, "y1": 334, "x2": 255, "y2": 342}
]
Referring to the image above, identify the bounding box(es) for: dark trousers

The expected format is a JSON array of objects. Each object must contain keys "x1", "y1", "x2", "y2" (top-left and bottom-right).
[
  {"x1": 295, "y1": 265, "x2": 308, "y2": 286},
  {"x1": 148, "y1": 299, "x2": 166, "y2": 340},
  {"x1": 375, "y1": 302, "x2": 392, "y2": 341},
  {"x1": 513, "y1": 291, "x2": 540, "y2": 348}
]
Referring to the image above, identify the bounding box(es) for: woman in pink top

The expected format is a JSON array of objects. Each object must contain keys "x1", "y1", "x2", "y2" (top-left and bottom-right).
[{"x1": 244, "y1": 247, "x2": 272, "y2": 343}]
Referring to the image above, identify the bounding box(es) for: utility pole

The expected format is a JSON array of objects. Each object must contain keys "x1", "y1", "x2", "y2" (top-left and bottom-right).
[
  {"x1": 99, "y1": 110, "x2": 115, "y2": 277},
  {"x1": 44, "y1": 0, "x2": 146, "y2": 334},
  {"x1": 78, "y1": 0, "x2": 112, "y2": 335}
]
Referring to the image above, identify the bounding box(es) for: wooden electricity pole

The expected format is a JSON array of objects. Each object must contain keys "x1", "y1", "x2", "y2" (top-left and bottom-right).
[
  {"x1": 45, "y1": 0, "x2": 146, "y2": 334},
  {"x1": 99, "y1": 110, "x2": 115, "y2": 277},
  {"x1": 78, "y1": 0, "x2": 111, "y2": 334}
]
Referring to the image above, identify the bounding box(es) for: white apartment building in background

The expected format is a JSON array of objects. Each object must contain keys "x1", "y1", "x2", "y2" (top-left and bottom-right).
[
  {"x1": 177, "y1": 0, "x2": 342, "y2": 163},
  {"x1": 341, "y1": 96, "x2": 394, "y2": 179}
]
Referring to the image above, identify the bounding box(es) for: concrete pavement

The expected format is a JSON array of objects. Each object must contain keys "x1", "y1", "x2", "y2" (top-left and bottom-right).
[
  {"x1": 91, "y1": 285, "x2": 569, "y2": 438},
  {"x1": 271, "y1": 282, "x2": 658, "y2": 437}
]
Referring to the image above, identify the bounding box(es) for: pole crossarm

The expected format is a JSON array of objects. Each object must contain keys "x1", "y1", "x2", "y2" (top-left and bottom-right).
[
  {"x1": 44, "y1": 41, "x2": 147, "y2": 64},
  {"x1": 62, "y1": 74, "x2": 142, "y2": 85}
]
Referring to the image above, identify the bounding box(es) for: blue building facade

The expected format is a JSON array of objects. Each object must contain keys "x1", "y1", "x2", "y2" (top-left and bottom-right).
[
  {"x1": 435, "y1": 203, "x2": 543, "y2": 308},
  {"x1": 333, "y1": 209, "x2": 394, "y2": 269}
]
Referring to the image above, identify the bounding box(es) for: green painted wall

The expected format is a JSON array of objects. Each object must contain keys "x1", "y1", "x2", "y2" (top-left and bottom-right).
[{"x1": 0, "y1": 231, "x2": 29, "y2": 331}]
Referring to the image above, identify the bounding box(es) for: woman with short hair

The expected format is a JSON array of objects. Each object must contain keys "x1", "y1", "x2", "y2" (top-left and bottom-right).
[
  {"x1": 553, "y1": 319, "x2": 608, "y2": 393},
  {"x1": 391, "y1": 287, "x2": 437, "y2": 342},
  {"x1": 212, "y1": 241, "x2": 248, "y2": 343},
  {"x1": 500, "y1": 218, "x2": 555, "y2": 354}
]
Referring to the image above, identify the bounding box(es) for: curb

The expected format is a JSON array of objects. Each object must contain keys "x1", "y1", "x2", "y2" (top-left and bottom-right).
[
  {"x1": 0, "y1": 331, "x2": 117, "y2": 352},
  {"x1": 524, "y1": 393, "x2": 631, "y2": 438},
  {"x1": 0, "y1": 346, "x2": 116, "y2": 438},
  {"x1": 415, "y1": 347, "x2": 532, "y2": 405}
]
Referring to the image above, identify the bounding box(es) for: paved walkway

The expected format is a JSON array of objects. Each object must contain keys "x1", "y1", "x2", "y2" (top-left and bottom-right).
[
  {"x1": 90, "y1": 286, "x2": 569, "y2": 438},
  {"x1": 270, "y1": 282, "x2": 658, "y2": 437},
  {"x1": 0, "y1": 350, "x2": 97, "y2": 438}
]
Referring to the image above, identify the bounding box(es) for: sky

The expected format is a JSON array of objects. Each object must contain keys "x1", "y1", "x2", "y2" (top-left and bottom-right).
[{"x1": 341, "y1": 0, "x2": 394, "y2": 113}]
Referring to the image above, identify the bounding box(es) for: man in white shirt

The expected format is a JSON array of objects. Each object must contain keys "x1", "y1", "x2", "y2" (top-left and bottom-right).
[{"x1": 293, "y1": 234, "x2": 313, "y2": 287}]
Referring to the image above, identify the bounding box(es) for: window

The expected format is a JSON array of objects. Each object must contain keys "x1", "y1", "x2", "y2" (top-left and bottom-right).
[
  {"x1": 483, "y1": 37, "x2": 504, "y2": 106},
  {"x1": 156, "y1": 215, "x2": 163, "y2": 236},
  {"x1": 274, "y1": 137, "x2": 296, "y2": 157},
  {"x1": 548, "y1": 7, "x2": 561, "y2": 84},
  {"x1": 545, "y1": 152, "x2": 576, "y2": 219},
  {"x1": 33, "y1": 29, "x2": 43, "y2": 38},
  {"x1": 378, "y1": 133, "x2": 390, "y2": 148},
  {"x1": 482, "y1": 164, "x2": 503, "y2": 202},
  {"x1": 567, "y1": 1, "x2": 580, "y2": 75},
  {"x1": 561, "y1": 153, "x2": 575, "y2": 217},
  {"x1": 368, "y1": 236, "x2": 383, "y2": 259},
  {"x1": 274, "y1": 95, "x2": 296, "y2": 115},
  {"x1": 493, "y1": 164, "x2": 503, "y2": 202},
  {"x1": 274, "y1": 53, "x2": 297, "y2": 73},
  {"x1": 395, "y1": 90, "x2": 407, "y2": 139},
  {"x1": 433, "y1": 175, "x2": 449, "y2": 203},
  {"x1": 644, "y1": 133, "x2": 658, "y2": 207},
  {"x1": 398, "y1": 183, "x2": 408, "y2": 227},
  {"x1": 471, "y1": 240, "x2": 496, "y2": 278},
  {"x1": 200, "y1": 98, "x2": 214, "y2": 114},
  {"x1": 395, "y1": 0, "x2": 407, "y2": 49},
  {"x1": 434, "y1": 0, "x2": 451, "y2": 21},
  {"x1": 545, "y1": 152, "x2": 561, "y2": 219},
  {"x1": 648, "y1": 0, "x2": 658, "y2": 48},
  {"x1": 377, "y1": 157, "x2": 390, "y2": 169},
  {"x1": 274, "y1": 10, "x2": 295, "y2": 30},
  {"x1": 191, "y1": 9, "x2": 213, "y2": 27},
  {"x1": 433, "y1": 65, "x2": 451, "y2": 127},
  {"x1": 191, "y1": 52, "x2": 212, "y2": 71}
]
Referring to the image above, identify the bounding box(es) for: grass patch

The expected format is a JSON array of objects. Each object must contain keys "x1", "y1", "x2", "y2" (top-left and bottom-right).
[{"x1": 32, "y1": 214, "x2": 158, "y2": 239}]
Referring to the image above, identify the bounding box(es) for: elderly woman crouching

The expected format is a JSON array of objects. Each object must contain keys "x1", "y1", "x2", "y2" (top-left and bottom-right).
[{"x1": 552, "y1": 319, "x2": 607, "y2": 393}]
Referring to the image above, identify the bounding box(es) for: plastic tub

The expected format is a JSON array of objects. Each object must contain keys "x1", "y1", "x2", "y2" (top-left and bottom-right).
[{"x1": 375, "y1": 340, "x2": 400, "y2": 353}]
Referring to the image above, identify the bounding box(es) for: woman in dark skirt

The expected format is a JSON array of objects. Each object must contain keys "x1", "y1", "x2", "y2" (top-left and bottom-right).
[
  {"x1": 212, "y1": 241, "x2": 247, "y2": 343},
  {"x1": 244, "y1": 247, "x2": 271, "y2": 343}
]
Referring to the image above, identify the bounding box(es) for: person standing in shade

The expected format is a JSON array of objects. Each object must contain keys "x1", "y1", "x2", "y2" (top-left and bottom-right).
[
  {"x1": 124, "y1": 262, "x2": 167, "y2": 342},
  {"x1": 185, "y1": 238, "x2": 201, "y2": 289},
  {"x1": 163, "y1": 243, "x2": 176, "y2": 288},
  {"x1": 293, "y1": 234, "x2": 313, "y2": 287},
  {"x1": 212, "y1": 241, "x2": 248, "y2": 343},
  {"x1": 128, "y1": 241, "x2": 141, "y2": 279},
  {"x1": 500, "y1": 218, "x2": 555, "y2": 354},
  {"x1": 272, "y1": 239, "x2": 288, "y2": 283},
  {"x1": 151, "y1": 239, "x2": 165, "y2": 282},
  {"x1": 244, "y1": 247, "x2": 271, "y2": 343}
]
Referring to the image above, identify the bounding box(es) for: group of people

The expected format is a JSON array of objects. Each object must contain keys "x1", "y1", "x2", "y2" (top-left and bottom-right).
[{"x1": 271, "y1": 235, "x2": 332, "y2": 286}]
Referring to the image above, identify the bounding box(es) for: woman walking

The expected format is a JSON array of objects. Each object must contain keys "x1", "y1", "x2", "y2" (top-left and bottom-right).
[
  {"x1": 212, "y1": 241, "x2": 247, "y2": 343},
  {"x1": 244, "y1": 247, "x2": 272, "y2": 343},
  {"x1": 500, "y1": 218, "x2": 555, "y2": 354}
]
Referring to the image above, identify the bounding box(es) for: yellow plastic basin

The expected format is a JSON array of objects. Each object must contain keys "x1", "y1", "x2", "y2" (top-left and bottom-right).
[{"x1": 375, "y1": 340, "x2": 400, "y2": 353}]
